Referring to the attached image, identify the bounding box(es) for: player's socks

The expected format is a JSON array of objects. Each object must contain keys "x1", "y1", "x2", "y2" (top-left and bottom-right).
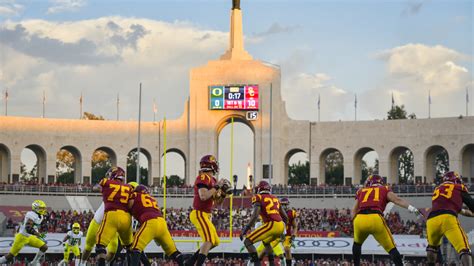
[
  {"x1": 388, "y1": 248, "x2": 403, "y2": 266},
  {"x1": 267, "y1": 253, "x2": 275, "y2": 266},
  {"x1": 0, "y1": 256, "x2": 7, "y2": 263},
  {"x1": 97, "y1": 257, "x2": 106, "y2": 266},
  {"x1": 352, "y1": 243, "x2": 362, "y2": 266},
  {"x1": 31, "y1": 250, "x2": 45, "y2": 265},
  {"x1": 170, "y1": 251, "x2": 184, "y2": 266},
  {"x1": 285, "y1": 259, "x2": 292, "y2": 266},
  {"x1": 249, "y1": 252, "x2": 261, "y2": 266},
  {"x1": 75, "y1": 258, "x2": 80, "y2": 265},
  {"x1": 140, "y1": 251, "x2": 151, "y2": 266},
  {"x1": 130, "y1": 251, "x2": 141, "y2": 266},
  {"x1": 196, "y1": 254, "x2": 207, "y2": 266},
  {"x1": 185, "y1": 249, "x2": 199, "y2": 266}
]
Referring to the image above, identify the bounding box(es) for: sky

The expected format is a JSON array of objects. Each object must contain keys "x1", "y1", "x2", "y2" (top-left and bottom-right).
[{"x1": 1, "y1": 0, "x2": 473, "y2": 186}]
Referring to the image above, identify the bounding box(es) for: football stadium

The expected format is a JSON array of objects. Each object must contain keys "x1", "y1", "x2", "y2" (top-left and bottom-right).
[{"x1": 0, "y1": 0, "x2": 473, "y2": 265}]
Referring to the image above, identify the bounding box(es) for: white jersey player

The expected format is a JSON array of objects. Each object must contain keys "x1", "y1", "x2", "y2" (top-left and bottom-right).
[{"x1": 60, "y1": 223, "x2": 83, "y2": 266}]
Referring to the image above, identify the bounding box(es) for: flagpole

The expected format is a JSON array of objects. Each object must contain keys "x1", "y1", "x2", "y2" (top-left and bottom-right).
[
  {"x1": 317, "y1": 93, "x2": 320, "y2": 122},
  {"x1": 354, "y1": 93, "x2": 357, "y2": 121},
  {"x1": 428, "y1": 90, "x2": 431, "y2": 119},
  {"x1": 4, "y1": 89, "x2": 8, "y2": 116},
  {"x1": 79, "y1": 92, "x2": 83, "y2": 119},
  {"x1": 466, "y1": 87, "x2": 469, "y2": 117},
  {"x1": 136, "y1": 83, "x2": 142, "y2": 184}
]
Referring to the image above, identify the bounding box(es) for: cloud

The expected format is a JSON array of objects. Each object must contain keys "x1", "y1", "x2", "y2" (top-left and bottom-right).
[
  {"x1": 0, "y1": 17, "x2": 227, "y2": 121},
  {"x1": 401, "y1": 0, "x2": 426, "y2": 16},
  {"x1": 0, "y1": 0, "x2": 23, "y2": 16},
  {"x1": 252, "y1": 22, "x2": 300, "y2": 39},
  {"x1": 47, "y1": 0, "x2": 86, "y2": 14}
]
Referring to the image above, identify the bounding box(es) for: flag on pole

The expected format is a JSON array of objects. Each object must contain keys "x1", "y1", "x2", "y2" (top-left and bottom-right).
[
  {"x1": 80, "y1": 92, "x2": 83, "y2": 104},
  {"x1": 354, "y1": 94, "x2": 357, "y2": 108},
  {"x1": 153, "y1": 99, "x2": 158, "y2": 114},
  {"x1": 428, "y1": 90, "x2": 431, "y2": 104},
  {"x1": 467, "y1": 87, "x2": 470, "y2": 103},
  {"x1": 4, "y1": 89, "x2": 8, "y2": 100},
  {"x1": 317, "y1": 94, "x2": 320, "y2": 109},
  {"x1": 391, "y1": 92, "x2": 395, "y2": 107}
]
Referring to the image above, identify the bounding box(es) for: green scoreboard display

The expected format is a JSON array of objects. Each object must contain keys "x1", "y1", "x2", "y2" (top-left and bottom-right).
[{"x1": 209, "y1": 85, "x2": 259, "y2": 110}]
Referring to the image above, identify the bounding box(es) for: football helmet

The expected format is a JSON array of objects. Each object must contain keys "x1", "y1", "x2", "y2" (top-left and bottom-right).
[
  {"x1": 106, "y1": 166, "x2": 125, "y2": 181},
  {"x1": 365, "y1": 174, "x2": 385, "y2": 187},
  {"x1": 200, "y1": 155, "x2": 219, "y2": 174},
  {"x1": 128, "y1": 181, "x2": 139, "y2": 190},
  {"x1": 442, "y1": 171, "x2": 462, "y2": 184},
  {"x1": 280, "y1": 197, "x2": 290, "y2": 206},
  {"x1": 135, "y1": 184, "x2": 150, "y2": 194},
  {"x1": 255, "y1": 180, "x2": 271, "y2": 194},
  {"x1": 32, "y1": 200, "x2": 47, "y2": 215},
  {"x1": 72, "y1": 223, "x2": 80, "y2": 234}
]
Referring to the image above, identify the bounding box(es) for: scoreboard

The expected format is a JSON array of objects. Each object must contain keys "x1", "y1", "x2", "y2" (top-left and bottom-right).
[{"x1": 209, "y1": 85, "x2": 259, "y2": 110}]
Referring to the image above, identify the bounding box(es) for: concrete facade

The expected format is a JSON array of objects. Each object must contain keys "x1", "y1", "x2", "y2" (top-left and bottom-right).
[{"x1": 1, "y1": 7, "x2": 474, "y2": 186}]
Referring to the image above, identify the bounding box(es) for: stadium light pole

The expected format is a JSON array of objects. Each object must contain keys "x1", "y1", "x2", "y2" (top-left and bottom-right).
[
  {"x1": 269, "y1": 83, "x2": 273, "y2": 186},
  {"x1": 136, "y1": 83, "x2": 142, "y2": 184}
]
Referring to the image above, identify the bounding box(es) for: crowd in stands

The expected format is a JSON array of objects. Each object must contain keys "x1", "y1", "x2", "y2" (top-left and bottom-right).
[{"x1": 5, "y1": 208, "x2": 423, "y2": 237}]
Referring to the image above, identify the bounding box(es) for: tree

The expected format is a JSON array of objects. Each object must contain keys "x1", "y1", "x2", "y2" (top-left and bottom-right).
[
  {"x1": 398, "y1": 150, "x2": 414, "y2": 184},
  {"x1": 435, "y1": 150, "x2": 449, "y2": 180},
  {"x1": 56, "y1": 149, "x2": 75, "y2": 183},
  {"x1": 361, "y1": 159, "x2": 380, "y2": 184},
  {"x1": 288, "y1": 161, "x2": 310, "y2": 185},
  {"x1": 91, "y1": 150, "x2": 112, "y2": 184},
  {"x1": 127, "y1": 151, "x2": 148, "y2": 184},
  {"x1": 83, "y1": 112, "x2": 105, "y2": 120},
  {"x1": 165, "y1": 175, "x2": 185, "y2": 187},
  {"x1": 325, "y1": 151, "x2": 344, "y2": 185},
  {"x1": 387, "y1": 105, "x2": 416, "y2": 120}
]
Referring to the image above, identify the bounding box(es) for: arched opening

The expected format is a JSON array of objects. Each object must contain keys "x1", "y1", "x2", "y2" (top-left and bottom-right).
[
  {"x1": 320, "y1": 148, "x2": 344, "y2": 185},
  {"x1": 161, "y1": 148, "x2": 186, "y2": 187},
  {"x1": 218, "y1": 117, "x2": 254, "y2": 190},
  {"x1": 127, "y1": 148, "x2": 151, "y2": 184},
  {"x1": 285, "y1": 149, "x2": 309, "y2": 185},
  {"x1": 20, "y1": 145, "x2": 47, "y2": 184},
  {"x1": 461, "y1": 144, "x2": 474, "y2": 183},
  {"x1": 56, "y1": 146, "x2": 82, "y2": 184},
  {"x1": 91, "y1": 147, "x2": 117, "y2": 184},
  {"x1": 354, "y1": 148, "x2": 379, "y2": 185},
  {"x1": 425, "y1": 145, "x2": 449, "y2": 183},
  {"x1": 0, "y1": 144, "x2": 11, "y2": 183},
  {"x1": 389, "y1": 146, "x2": 414, "y2": 184}
]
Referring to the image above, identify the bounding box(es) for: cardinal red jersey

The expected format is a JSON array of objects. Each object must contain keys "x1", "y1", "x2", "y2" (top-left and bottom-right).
[
  {"x1": 193, "y1": 173, "x2": 217, "y2": 213},
  {"x1": 356, "y1": 185, "x2": 391, "y2": 214},
  {"x1": 286, "y1": 209, "x2": 298, "y2": 236},
  {"x1": 429, "y1": 183, "x2": 468, "y2": 218},
  {"x1": 99, "y1": 178, "x2": 132, "y2": 212},
  {"x1": 130, "y1": 192, "x2": 162, "y2": 224},
  {"x1": 252, "y1": 194, "x2": 282, "y2": 223}
]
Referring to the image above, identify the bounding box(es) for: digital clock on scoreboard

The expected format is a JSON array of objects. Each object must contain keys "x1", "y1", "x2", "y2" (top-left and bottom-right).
[{"x1": 209, "y1": 85, "x2": 259, "y2": 110}]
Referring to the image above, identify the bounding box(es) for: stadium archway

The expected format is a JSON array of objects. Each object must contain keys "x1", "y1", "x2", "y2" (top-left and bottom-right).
[
  {"x1": 424, "y1": 145, "x2": 449, "y2": 182},
  {"x1": 285, "y1": 149, "x2": 309, "y2": 185},
  {"x1": 161, "y1": 148, "x2": 186, "y2": 187},
  {"x1": 20, "y1": 144, "x2": 47, "y2": 183},
  {"x1": 354, "y1": 147, "x2": 379, "y2": 185},
  {"x1": 217, "y1": 115, "x2": 255, "y2": 190},
  {"x1": 461, "y1": 144, "x2": 474, "y2": 183},
  {"x1": 389, "y1": 146, "x2": 414, "y2": 184},
  {"x1": 91, "y1": 147, "x2": 117, "y2": 184},
  {"x1": 127, "y1": 148, "x2": 152, "y2": 184},
  {"x1": 56, "y1": 146, "x2": 82, "y2": 184},
  {"x1": 320, "y1": 148, "x2": 344, "y2": 185},
  {"x1": 0, "y1": 144, "x2": 11, "y2": 183}
]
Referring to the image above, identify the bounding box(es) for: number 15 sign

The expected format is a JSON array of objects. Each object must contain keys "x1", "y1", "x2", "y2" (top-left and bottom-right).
[{"x1": 209, "y1": 85, "x2": 259, "y2": 110}]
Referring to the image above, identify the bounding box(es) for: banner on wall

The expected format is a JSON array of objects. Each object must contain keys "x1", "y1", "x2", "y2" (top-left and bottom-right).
[{"x1": 0, "y1": 234, "x2": 428, "y2": 256}]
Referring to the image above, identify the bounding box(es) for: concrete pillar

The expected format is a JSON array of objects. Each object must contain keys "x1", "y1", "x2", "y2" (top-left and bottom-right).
[
  {"x1": 0, "y1": 147, "x2": 10, "y2": 183},
  {"x1": 343, "y1": 159, "x2": 354, "y2": 186},
  {"x1": 10, "y1": 149, "x2": 22, "y2": 183},
  {"x1": 448, "y1": 148, "x2": 461, "y2": 173},
  {"x1": 46, "y1": 152, "x2": 56, "y2": 184},
  {"x1": 82, "y1": 161, "x2": 91, "y2": 184},
  {"x1": 378, "y1": 154, "x2": 391, "y2": 184},
  {"x1": 413, "y1": 150, "x2": 425, "y2": 183}
]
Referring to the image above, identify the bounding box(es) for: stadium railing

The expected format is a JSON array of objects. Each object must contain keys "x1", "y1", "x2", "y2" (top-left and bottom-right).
[{"x1": 1, "y1": 183, "x2": 472, "y2": 197}]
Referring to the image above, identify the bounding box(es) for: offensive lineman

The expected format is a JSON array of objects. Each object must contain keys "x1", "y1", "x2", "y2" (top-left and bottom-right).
[
  {"x1": 185, "y1": 155, "x2": 232, "y2": 266},
  {"x1": 426, "y1": 171, "x2": 474, "y2": 266},
  {"x1": 128, "y1": 184, "x2": 184, "y2": 266},
  {"x1": 240, "y1": 181, "x2": 288, "y2": 266},
  {"x1": 95, "y1": 166, "x2": 133, "y2": 266},
  {"x1": 0, "y1": 200, "x2": 49, "y2": 265},
  {"x1": 351, "y1": 174, "x2": 422, "y2": 266},
  {"x1": 59, "y1": 222, "x2": 82, "y2": 266},
  {"x1": 281, "y1": 197, "x2": 298, "y2": 266}
]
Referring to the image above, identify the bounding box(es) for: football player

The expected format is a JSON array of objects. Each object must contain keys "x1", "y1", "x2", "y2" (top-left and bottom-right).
[
  {"x1": 128, "y1": 184, "x2": 184, "y2": 266},
  {"x1": 254, "y1": 219, "x2": 286, "y2": 266},
  {"x1": 59, "y1": 222, "x2": 82, "y2": 266},
  {"x1": 0, "y1": 200, "x2": 48, "y2": 265},
  {"x1": 185, "y1": 155, "x2": 231, "y2": 266},
  {"x1": 281, "y1": 197, "x2": 298, "y2": 266},
  {"x1": 240, "y1": 181, "x2": 288, "y2": 266},
  {"x1": 351, "y1": 174, "x2": 422, "y2": 266},
  {"x1": 426, "y1": 171, "x2": 474, "y2": 266},
  {"x1": 95, "y1": 166, "x2": 133, "y2": 266}
]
